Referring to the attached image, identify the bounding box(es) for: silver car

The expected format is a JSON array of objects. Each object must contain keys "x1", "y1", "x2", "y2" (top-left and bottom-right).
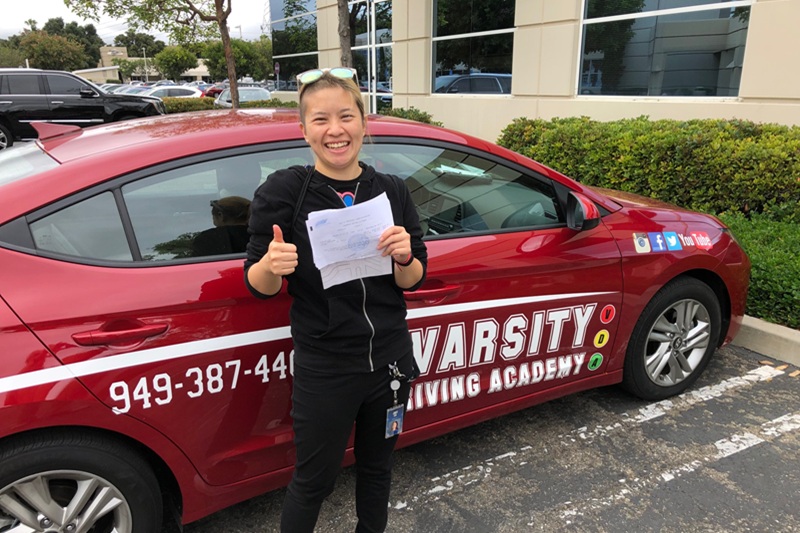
[{"x1": 214, "y1": 86, "x2": 272, "y2": 108}]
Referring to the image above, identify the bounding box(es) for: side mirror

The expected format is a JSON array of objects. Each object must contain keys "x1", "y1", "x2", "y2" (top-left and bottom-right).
[
  {"x1": 79, "y1": 88, "x2": 96, "y2": 98},
  {"x1": 566, "y1": 192, "x2": 601, "y2": 231}
]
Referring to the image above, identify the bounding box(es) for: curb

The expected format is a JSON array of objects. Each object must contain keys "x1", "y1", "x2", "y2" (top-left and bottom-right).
[{"x1": 731, "y1": 315, "x2": 800, "y2": 368}]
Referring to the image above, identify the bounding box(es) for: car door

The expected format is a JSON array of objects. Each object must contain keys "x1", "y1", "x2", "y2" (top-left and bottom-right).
[
  {"x1": 0, "y1": 147, "x2": 314, "y2": 487},
  {"x1": 44, "y1": 73, "x2": 105, "y2": 127},
  {"x1": 0, "y1": 73, "x2": 50, "y2": 140},
  {"x1": 362, "y1": 142, "x2": 624, "y2": 432}
]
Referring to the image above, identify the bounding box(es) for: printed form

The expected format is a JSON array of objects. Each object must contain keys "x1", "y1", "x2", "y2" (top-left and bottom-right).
[{"x1": 306, "y1": 192, "x2": 393, "y2": 288}]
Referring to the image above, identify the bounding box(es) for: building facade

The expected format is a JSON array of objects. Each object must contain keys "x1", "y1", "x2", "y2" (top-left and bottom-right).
[{"x1": 270, "y1": 0, "x2": 800, "y2": 142}]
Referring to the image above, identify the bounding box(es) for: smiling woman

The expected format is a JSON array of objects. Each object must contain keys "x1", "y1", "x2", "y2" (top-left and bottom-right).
[{"x1": 244, "y1": 69, "x2": 427, "y2": 532}]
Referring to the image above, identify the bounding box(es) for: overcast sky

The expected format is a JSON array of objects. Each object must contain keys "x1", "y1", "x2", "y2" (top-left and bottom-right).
[{"x1": 1, "y1": 0, "x2": 270, "y2": 44}]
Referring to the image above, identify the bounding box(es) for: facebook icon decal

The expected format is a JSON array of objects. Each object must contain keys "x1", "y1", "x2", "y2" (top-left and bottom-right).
[{"x1": 648, "y1": 232, "x2": 668, "y2": 252}]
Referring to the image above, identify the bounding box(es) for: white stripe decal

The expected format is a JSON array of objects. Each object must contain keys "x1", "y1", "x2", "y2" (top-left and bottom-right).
[
  {"x1": 1, "y1": 292, "x2": 615, "y2": 395},
  {"x1": 406, "y1": 292, "x2": 615, "y2": 320},
  {"x1": 0, "y1": 326, "x2": 291, "y2": 395}
]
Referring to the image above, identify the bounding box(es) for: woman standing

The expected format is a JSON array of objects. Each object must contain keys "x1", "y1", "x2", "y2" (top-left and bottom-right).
[{"x1": 244, "y1": 68, "x2": 427, "y2": 533}]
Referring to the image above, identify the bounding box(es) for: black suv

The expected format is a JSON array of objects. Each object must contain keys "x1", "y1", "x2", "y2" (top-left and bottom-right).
[
  {"x1": 0, "y1": 69, "x2": 167, "y2": 150},
  {"x1": 434, "y1": 73, "x2": 512, "y2": 94}
]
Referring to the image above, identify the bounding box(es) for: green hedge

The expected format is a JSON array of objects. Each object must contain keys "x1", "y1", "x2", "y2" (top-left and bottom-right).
[
  {"x1": 379, "y1": 106, "x2": 443, "y2": 126},
  {"x1": 720, "y1": 212, "x2": 800, "y2": 330},
  {"x1": 497, "y1": 116, "x2": 800, "y2": 330},
  {"x1": 497, "y1": 116, "x2": 800, "y2": 222},
  {"x1": 162, "y1": 97, "x2": 298, "y2": 114},
  {"x1": 162, "y1": 97, "x2": 216, "y2": 113}
]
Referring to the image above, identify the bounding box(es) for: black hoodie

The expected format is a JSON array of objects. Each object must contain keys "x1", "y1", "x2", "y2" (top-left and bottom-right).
[{"x1": 244, "y1": 162, "x2": 428, "y2": 374}]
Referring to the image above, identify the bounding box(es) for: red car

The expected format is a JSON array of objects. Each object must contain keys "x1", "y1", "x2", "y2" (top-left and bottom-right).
[{"x1": 0, "y1": 111, "x2": 750, "y2": 532}]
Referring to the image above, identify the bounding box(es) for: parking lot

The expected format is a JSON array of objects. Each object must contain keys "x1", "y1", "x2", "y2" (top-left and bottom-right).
[{"x1": 169, "y1": 344, "x2": 800, "y2": 532}]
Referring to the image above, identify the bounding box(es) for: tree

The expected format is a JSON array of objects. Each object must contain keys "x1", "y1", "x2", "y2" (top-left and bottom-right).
[
  {"x1": 114, "y1": 30, "x2": 166, "y2": 57},
  {"x1": 204, "y1": 39, "x2": 269, "y2": 81},
  {"x1": 42, "y1": 17, "x2": 106, "y2": 69},
  {"x1": 66, "y1": 0, "x2": 242, "y2": 107},
  {"x1": 337, "y1": 0, "x2": 352, "y2": 67},
  {"x1": 0, "y1": 45, "x2": 26, "y2": 68},
  {"x1": 154, "y1": 45, "x2": 198, "y2": 81},
  {"x1": 112, "y1": 57, "x2": 145, "y2": 81},
  {"x1": 19, "y1": 31, "x2": 86, "y2": 70}
]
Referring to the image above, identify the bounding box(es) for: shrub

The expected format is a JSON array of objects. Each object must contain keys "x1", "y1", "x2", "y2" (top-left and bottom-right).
[
  {"x1": 720, "y1": 212, "x2": 800, "y2": 329},
  {"x1": 497, "y1": 116, "x2": 800, "y2": 223},
  {"x1": 240, "y1": 99, "x2": 298, "y2": 109},
  {"x1": 163, "y1": 97, "x2": 216, "y2": 113},
  {"x1": 380, "y1": 106, "x2": 443, "y2": 126}
]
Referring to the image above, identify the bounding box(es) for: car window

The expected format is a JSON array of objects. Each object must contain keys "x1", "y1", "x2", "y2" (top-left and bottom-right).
[
  {"x1": 449, "y1": 78, "x2": 470, "y2": 93},
  {"x1": 46, "y1": 74, "x2": 88, "y2": 95},
  {"x1": 2, "y1": 74, "x2": 41, "y2": 95},
  {"x1": 472, "y1": 77, "x2": 501, "y2": 93},
  {"x1": 20, "y1": 149, "x2": 314, "y2": 263},
  {"x1": 123, "y1": 149, "x2": 312, "y2": 261},
  {"x1": 362, "y1": 144, "x2": 563, "y2": 237},
  {"x1": 30, "y1": 192, "x2": 132, "y2": 260}
]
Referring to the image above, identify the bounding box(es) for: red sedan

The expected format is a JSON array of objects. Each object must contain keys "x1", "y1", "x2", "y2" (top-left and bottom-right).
[{"x1": 0, "y1": 110, "x2": 749, "y2": 532}]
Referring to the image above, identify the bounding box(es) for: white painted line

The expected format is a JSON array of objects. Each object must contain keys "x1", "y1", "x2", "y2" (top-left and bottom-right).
[{"x1": 393, "y1": 366, "x2": 790, "y2": 514}]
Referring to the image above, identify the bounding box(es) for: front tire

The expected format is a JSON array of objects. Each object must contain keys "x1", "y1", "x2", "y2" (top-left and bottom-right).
[
  {"x1": 0, "y1": 432, "x2": 162, "y2": 533},
  {"x1": 622, "y1": 277, "x2": 721, "y2": 401}
]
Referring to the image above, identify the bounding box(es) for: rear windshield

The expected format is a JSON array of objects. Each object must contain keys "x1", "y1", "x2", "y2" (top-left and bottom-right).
[{"x1": 0, "y1": 142, "x2": 59, "y2": 185}]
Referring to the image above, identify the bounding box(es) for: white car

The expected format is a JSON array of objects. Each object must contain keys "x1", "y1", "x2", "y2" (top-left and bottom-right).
[
  {"x1": 214, "y1": 87, "x2": 272, "y2": 108},
  {"x1": 141, "y1": 86, "x2": 206, "y2": 99}
]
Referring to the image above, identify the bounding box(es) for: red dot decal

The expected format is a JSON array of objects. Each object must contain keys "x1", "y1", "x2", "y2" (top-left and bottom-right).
[{"x1": 600, "y1": 305, "x2": 616, "y2": 324}]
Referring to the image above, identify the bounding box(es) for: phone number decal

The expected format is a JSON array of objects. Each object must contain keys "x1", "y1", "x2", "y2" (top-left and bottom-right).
[{"x1": 108, "y1": 351, "x2": 293, "y2": 414}]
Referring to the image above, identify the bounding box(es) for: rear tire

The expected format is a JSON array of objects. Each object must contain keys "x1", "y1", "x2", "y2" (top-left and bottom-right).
[
  {"x1": 622, "y1": 277, "x2": 721, "y2": 401},
  {"x1": 0, "y1": 432, "x2": 162, "y2": 533},
  {"x1": 0, "y1": 123, "x2": 12, "y2": 150}
]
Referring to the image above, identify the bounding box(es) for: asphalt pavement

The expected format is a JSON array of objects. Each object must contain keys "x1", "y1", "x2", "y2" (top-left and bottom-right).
[{"x1": 172, "y1": 317, "x2": 800, "y2": 533}]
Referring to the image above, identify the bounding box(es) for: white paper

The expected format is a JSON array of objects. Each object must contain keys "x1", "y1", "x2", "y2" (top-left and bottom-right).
[{"x1": 306, "y1": 193, "x2": 394, "y2": 288}]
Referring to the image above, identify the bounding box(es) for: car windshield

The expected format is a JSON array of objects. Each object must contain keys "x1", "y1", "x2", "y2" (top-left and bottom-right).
[
  {"x1": 0, "y1": 142, "x2": 59, "y2": 185},
  {"x1": 240, "y1": 89, "x2": 270, "y2": 102}
]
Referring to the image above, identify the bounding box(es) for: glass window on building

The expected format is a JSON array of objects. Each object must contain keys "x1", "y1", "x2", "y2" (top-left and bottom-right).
[
  {"x1": 581, "y1": 0, "x2": 752, "y2": 97},
  {"x1": 433, "y1": 0, "x2": 515, "y2": 95},
  {"x1": 270, "y1": 0, "x2": 318, "y2": 90},
  {"x1": 350, "y1": 0, "x2": 393, "y2": 113}
]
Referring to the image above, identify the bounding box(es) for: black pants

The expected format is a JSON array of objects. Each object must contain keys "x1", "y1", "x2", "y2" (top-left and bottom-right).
[{"x1": 280, "y1": 363, "x2": 411, "y2": 533}]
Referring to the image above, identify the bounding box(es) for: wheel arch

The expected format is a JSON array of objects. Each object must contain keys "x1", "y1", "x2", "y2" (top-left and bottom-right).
[{"x1": 675, "y1": 268, "x2": 731, "y2": 347}]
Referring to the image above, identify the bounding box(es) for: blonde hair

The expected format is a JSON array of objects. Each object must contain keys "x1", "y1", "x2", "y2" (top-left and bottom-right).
[{"x1": 298, "y1": 72, "x2": 365, "y2": 126}]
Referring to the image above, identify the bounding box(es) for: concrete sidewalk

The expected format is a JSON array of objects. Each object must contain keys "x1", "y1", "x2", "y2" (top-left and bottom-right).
[{"x1": 731, "y1": 315, "x2": 800, "y2": 367}]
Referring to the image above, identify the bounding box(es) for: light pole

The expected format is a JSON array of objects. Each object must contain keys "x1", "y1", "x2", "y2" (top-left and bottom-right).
[{"x1": 142, "y1": 47, "x2": 149, "y2": 83}]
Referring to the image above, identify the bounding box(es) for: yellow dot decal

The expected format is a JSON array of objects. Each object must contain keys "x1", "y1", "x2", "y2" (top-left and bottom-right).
[{"x1": 594, "y1": 330, "x2": 610, "y2": 348}]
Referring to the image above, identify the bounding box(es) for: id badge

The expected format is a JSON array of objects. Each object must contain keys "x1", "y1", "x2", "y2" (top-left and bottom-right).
[{"x1": 385, "y1": 404, "x2": 404, "y2": 439}]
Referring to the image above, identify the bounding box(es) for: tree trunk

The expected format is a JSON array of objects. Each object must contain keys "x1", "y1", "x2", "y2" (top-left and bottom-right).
[
  {"x1": 337, "y1": 0, "x2": 352, "y2": 67},
  {"x1": 216, "y1": 0, "x2": 239, "y2": 108}
]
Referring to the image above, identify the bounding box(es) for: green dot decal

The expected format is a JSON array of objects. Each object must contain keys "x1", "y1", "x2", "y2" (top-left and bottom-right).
[{"x1": 588, "y1": 353, "x2": 603, "y2": 371}]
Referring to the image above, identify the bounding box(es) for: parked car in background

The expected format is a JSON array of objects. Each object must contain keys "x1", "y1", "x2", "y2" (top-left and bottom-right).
[
  {"x1": 0, "y1": 68, "x2": 166, "y2": 150},
  {"x1": 0, "y1": 109, "x2": 749, "y2": 531},
  {"x1": 141, "y1": 86, "x2": 206, "y2": 99},
  {"x1": 115, "y1": 85, "x2": 152, "y2": 95},
  {"x1": 434, "y1": 73, "x2": 512, "y2": 94},
  {"x1": 214, "y1": 86, "x2": 272, "y2": 108},
  {"x1": 204, "y1": 83, "x2": 228, "y2": 98}
]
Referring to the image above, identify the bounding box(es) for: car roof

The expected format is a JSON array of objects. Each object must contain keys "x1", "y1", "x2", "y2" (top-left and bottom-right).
[{"x1": 0, "y1": 109, "x2": 620, "y2": 222}]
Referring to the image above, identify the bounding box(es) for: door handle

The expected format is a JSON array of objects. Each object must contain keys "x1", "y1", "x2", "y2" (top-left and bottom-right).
[
  {"x1": 72, "y1": 323, "x2": 168, "y2": 346},
  {"x1": 404, "y1": 284, "x2": 461, "y2": 303}
]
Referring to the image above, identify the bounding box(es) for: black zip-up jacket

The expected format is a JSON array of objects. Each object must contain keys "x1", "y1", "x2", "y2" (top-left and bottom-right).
[{"x1": 244, "y1": 163, "x2": 428, "y2": 374}]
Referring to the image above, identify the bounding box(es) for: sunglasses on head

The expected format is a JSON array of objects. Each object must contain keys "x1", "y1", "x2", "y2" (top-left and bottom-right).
[{"x1": 296, "y1": 67, "x2": 358, "y2": 91}]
